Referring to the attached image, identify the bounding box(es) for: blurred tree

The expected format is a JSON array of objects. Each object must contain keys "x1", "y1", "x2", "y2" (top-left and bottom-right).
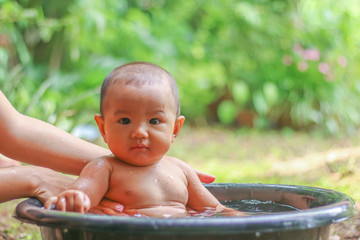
[{"x1": 1, "y1": 0, "x2": 360, "y2": 134}]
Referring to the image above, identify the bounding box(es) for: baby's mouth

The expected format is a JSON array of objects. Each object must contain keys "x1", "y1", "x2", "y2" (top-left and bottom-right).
[{"x1": 130, "y1": 144, "x2": 149, "y2": 150}]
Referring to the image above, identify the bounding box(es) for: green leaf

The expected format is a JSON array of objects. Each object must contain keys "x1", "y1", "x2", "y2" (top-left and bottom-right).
[
  {"x1": 253, "y1": 91, "x2": 268, "y2": 115},
  {"x1": 217, "y1": 100, "x2": 237, "y2": 124},
  {"x1": 232, "y1": 81, "x2": 250, "y2": 105},
  {"x1": 263, "y1": 82, "x2": 278, "y2": 106}
]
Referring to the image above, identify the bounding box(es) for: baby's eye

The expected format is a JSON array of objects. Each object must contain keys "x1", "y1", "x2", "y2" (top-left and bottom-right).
[
  {"x1": 119, "y1": 118, "x2": 131, "y2": 125},
  {"x1": 149, "y1": 118, "x2": 160, "y2": 125}
]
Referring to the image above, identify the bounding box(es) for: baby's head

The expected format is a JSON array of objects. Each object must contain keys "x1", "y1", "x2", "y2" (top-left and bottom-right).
[
  {"x1": 95, "y1": 62, "x2": 185, "y2": 166},
  {"x1": 99, "y1": 61, "x2": 180, "y2": 117}
]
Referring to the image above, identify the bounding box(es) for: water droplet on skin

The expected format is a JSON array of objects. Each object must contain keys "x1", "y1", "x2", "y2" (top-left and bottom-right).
[{"x1": 115, "y1": 205, "x2": 124, "y2": 212}]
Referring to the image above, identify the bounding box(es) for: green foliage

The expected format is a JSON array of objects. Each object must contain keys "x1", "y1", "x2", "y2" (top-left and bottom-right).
[
  {"x1": 1, "y1": 0, "x2": 360, "y2": 133},
  {"x1": 217, "y1": 100, "x2": 237, "y2": 124}
]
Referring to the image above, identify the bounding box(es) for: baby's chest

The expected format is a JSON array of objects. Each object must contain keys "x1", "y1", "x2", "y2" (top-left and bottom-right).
[{"x1": 106, "y1": 167, "x2": 188, "y2": 206}]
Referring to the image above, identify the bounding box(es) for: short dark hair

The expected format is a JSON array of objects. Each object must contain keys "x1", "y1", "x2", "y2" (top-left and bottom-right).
[{"x1": 100, "y1": 61, "x2": 180, "y2": 116}]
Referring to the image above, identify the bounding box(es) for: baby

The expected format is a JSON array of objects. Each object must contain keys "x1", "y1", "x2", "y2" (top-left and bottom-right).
[{"x1": 45, "y1": 62, "x2": 245, "y2": 217}]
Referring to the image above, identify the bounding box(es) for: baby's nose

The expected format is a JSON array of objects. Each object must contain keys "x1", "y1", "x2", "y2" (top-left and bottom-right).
[{"x1": 130, "y1": 124, "x2": 149, "y2": 139}]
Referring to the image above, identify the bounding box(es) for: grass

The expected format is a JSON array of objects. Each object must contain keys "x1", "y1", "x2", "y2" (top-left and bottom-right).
[
  {"x1": 169, "y1": 126, "x2": 360, "y2": 202},
  {"x1": 0, "y1": 200, "x2": 41, "y2": 240},
  {"x1": 1, "y1": 126, "x2": 360, "y2": 239}
]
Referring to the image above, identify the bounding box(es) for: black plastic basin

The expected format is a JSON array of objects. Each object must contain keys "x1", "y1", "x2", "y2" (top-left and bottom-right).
[{"x1": 14, "y1": 183, "x2": 356, "y2": 240}]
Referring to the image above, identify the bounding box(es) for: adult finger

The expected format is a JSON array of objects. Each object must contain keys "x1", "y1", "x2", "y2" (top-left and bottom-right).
[
  {"x1": 98, "y1": 198, "x2": 124, "y2": 213},
  {"x1": 90, "y1": 205, "x2": 119, "y2": 215},
  {"x1": 194, "y1": 169, "x2": 216, "y2": 184},
  {"x1": 89, "y1": 205, "x2": 128, "y2": 216}
]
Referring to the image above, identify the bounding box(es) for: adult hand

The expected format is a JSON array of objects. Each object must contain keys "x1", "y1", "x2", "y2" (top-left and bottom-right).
[
  {"x1": 170, "y1": 157, "x2": 215, "y2": 184},
  {"x1": 29, "y1": 166, "x2": 75, "y2": 204},
  {"x1": 0, "y1": 166, "x2": 74, "y2": 204}
]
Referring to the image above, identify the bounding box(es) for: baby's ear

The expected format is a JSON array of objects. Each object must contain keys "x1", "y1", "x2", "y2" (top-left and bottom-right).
[
  {"x1": 172, "y1": 115, "x2": 185, "y2": 142},
  {"x1": 94, "y1": 114, "x2": 107, "y2": 143}
]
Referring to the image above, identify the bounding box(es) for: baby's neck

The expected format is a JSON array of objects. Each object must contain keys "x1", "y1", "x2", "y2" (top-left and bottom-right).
[{"x1": 113, "y1": 155, "x2": 166, "y2": 167}]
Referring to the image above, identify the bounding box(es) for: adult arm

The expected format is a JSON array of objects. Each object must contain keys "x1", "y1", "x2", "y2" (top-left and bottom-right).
[
  {"x1": 0, "y1": 90, "x2": 111, "y2": 175},
  {"x1": 0, "y1": 91, "x2": 216, "y2": 183},
  {"x1": 0, "y1": 166, "x2": 73, "y2": 203}
]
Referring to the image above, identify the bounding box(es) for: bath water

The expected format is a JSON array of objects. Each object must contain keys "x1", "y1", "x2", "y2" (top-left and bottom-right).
[
  {"x1": 223, "y1": 199, "x2": 300, "y2": 214},
  {"x1": 191, "y1": 199, "x2": 300, "y2": 218}
]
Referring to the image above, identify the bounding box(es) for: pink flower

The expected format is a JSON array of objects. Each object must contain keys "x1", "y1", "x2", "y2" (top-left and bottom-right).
[
  {"x1": 318, "y1": 62, "x2": 330, "y2": 75},
  {"x1": 302, "y1": 49, "x2": 320, "y2": 61}
]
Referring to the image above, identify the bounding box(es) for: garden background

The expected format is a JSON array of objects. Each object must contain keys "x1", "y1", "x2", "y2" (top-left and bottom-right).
[{"x1": 1, "y1": 0, "x2": 360, "y2": 239}]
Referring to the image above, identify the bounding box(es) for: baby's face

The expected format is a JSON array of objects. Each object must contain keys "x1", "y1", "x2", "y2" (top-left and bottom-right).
[{"x1": 98, "y1": 82, "x2": 182, "y2": 166}]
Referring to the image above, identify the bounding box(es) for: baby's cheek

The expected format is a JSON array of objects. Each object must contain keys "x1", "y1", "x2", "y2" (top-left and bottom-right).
[
  {"x1": 162, "y1": 137, "x2": 173, "y2": 152},
  {"x1": 157, "y1": 132, "x2": 172, "y2": 145}
]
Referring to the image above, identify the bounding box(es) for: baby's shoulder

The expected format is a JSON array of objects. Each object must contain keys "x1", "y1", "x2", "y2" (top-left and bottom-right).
[
  {"x1": 163, "y1": 156, "x2": 192, "y2": 172},
  {"x1": 88, "y1": 155, "x2": 117, "y2": 168}
]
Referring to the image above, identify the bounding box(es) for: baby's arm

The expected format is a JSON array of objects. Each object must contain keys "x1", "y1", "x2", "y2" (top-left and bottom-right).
[
  {"x1": 45, "y1": 157, "x2": 112, "y2": 213},
  {"x1": 179, "y1": 161, "x2": 247, "y2": 217}
]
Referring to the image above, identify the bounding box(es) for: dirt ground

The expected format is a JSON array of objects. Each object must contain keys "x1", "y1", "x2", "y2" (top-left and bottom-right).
[{"x1": 330, "y1": 203, "x2": 360, "y2": 240}]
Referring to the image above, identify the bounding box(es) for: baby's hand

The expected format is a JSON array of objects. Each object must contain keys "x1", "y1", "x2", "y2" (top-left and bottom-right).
[
  {"x1": 217, "y1": 205, "x2": 249, "y2": 217},
  {"x1": 44, "y1": 189, "x2": 91, "y2": 213}
]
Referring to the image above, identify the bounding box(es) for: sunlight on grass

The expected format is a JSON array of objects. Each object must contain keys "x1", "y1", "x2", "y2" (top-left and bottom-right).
[{"x1": 170, "y1": 126, "x2": 360, "y2": 202}]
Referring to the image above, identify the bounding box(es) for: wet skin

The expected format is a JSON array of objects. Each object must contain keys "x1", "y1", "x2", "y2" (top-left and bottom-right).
[{"x1": 45, "y1": 76, "x2": 244, "y2": 217}]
